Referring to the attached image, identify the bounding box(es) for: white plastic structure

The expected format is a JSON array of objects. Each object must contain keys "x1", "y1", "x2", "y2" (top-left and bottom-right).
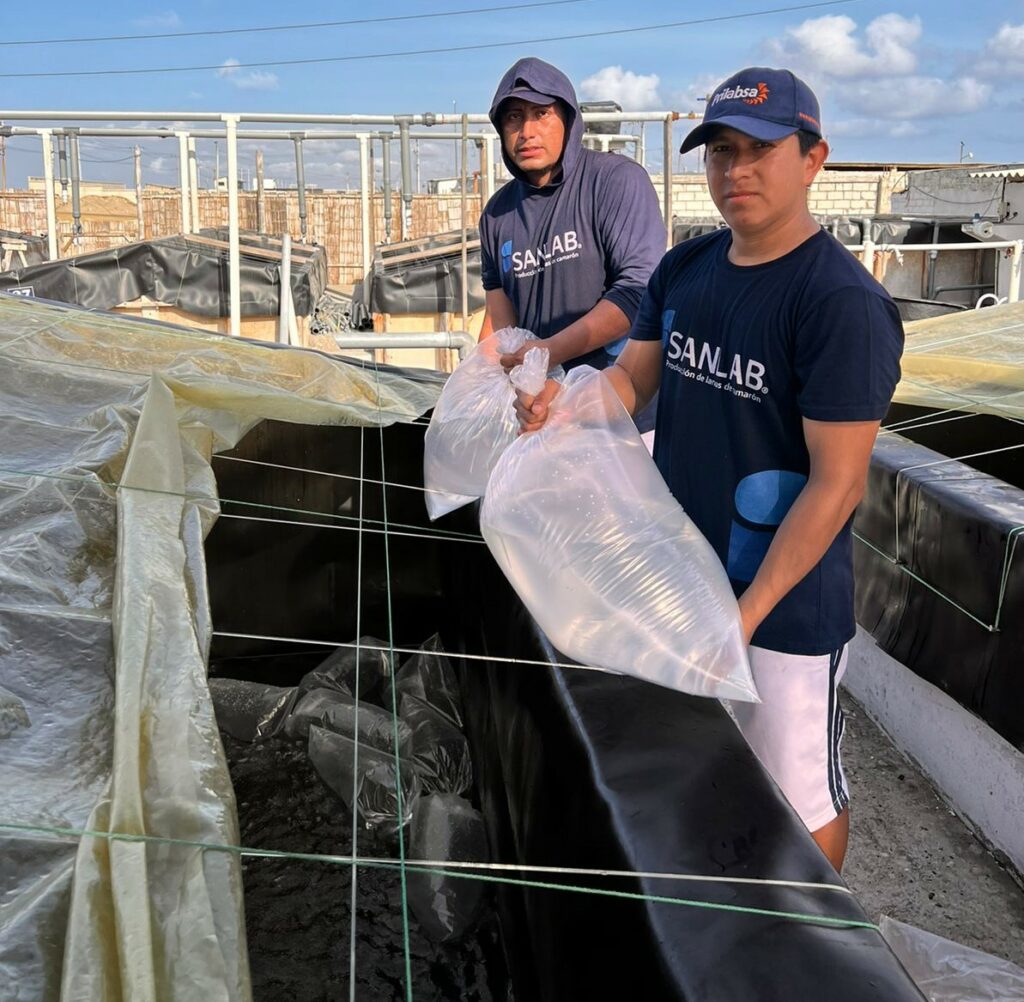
[
  {"x1": 480, "y1": 366, "x2": 758, "y2": 701},
  {"x1": 422, "y1": 326, "x2": 536, "y2": 520},
  {"x1": 880, "y1": 915, "x2": 1024, "y2": 1001}
]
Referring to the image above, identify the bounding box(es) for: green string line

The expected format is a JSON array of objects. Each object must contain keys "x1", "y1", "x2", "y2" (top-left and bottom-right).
[
  {"x1": 0, "y1": 463, "x2": 483, "y2": 544},
  {"x1": 372, "y1": 356, "x2": 415, "y2": 1001},
  {"x1": 0, "y1": 821, "x2": 877, "y2": 932},
  {"x1": 853, "y1": 531, "x2": 996, "y2": 632}
]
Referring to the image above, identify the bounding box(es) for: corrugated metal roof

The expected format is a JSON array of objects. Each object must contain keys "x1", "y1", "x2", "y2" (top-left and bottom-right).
[{"x1": 970, "y1": 167, "x2": 1024, "y2": 180}]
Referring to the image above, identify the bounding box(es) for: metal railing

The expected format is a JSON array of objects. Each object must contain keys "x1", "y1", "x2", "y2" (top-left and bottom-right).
[{"x1": 1, "y1": 108, "x2": 694, "y2": 339}]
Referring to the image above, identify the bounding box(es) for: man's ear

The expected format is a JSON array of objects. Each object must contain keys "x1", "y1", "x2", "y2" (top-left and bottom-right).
[{"x1": 804, "y1": 139, "x2": 829, "y2": 187}]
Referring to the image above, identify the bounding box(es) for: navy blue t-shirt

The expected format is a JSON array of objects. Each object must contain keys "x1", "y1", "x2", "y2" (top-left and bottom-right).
[{"x1": 631, "y1": 228, "x2": 903, "y2": 655}]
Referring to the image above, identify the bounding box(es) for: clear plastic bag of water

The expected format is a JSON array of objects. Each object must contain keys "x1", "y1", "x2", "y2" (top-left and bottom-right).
[{"x1": 480, "y1": 366, "x2": 758, "y2": 702}]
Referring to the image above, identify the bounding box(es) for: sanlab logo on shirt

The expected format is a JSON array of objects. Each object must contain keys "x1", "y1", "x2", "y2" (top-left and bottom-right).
[
  {"x1": 502, "y1": 230, "x2": 581, "y2": 277},
  {"x1": 665, "y1": 325, "x2": 768, "y2": 401}
]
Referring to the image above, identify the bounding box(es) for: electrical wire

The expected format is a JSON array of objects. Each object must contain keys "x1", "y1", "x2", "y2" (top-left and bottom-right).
[
  {"x1": 0, "y1": 1, "x2": 589, "y2": 47},
  {"x1": 0, "y1": 1, "x2": 861, "y2": 79}
]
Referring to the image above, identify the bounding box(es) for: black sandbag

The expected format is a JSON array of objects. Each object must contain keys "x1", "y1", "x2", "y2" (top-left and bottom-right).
[
  {"x1": 281, "y1": 686, "x2": 411, "y2": 751},
  {"x1": 388, "y1": 634, "x2": 463, "y2": 728},
  {"x1": 298, "y1": 635, "x2": 394, "y2": 704},
  {"x1": 208, "y1": 678, "x2": 293, "y2": 741},
  {"x1": 398, "y1": 694, "x2": 473, "y2": 796},
  {"x1": 407, "y1": 793, "x2": 489, "y2": 943},
  {"x1": 307, "y1": 724, "x2": 419, "y2": 833}
]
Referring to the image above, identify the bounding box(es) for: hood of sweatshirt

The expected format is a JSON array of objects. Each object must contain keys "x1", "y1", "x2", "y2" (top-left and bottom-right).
[{"x1": 488, "y1": 57, "x2": 584, "y2": 188}]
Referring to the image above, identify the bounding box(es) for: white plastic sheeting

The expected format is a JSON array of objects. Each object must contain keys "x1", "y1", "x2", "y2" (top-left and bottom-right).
[
  {"x1": 880, "y1": 915, "x2": 1024, "y2": 1001},
  {"x1": 422, "y1": 327, "x2": 542, "y2": 520},
  {"x1": 0, "y1": 295, "x2": 439, "y2": 1001},
  {"x1": 480, "y1": 367, "x2": 758, "y2": 702}
]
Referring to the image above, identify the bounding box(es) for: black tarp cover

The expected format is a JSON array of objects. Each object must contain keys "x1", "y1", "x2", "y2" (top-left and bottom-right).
[
  {"x1": 0, "y1": 230, "x2": 327, "y2": 318},
  {"x1": 0, "y1": 229, "x2": 48, "y2": 271},
  {"x1": 370, "y1": 229, "x2": 484, "y2": 314},
  {"x1": 205, "y1": 417, "x2": 925, "y2": 1002}
]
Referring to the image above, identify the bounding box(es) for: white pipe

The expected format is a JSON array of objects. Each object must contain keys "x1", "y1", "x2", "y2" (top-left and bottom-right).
[
  {"x1": 188, "y1": 138, "x2": 200, "y2": 232},
  {"x1": 334, "y1": 330, "x2": 474, "y2": 360},
  {"x1": 662, "y1": 115, "x2": 673, "y2": 246},
  {"x1": 1010, "y1": 242, "x2": 1022, "y2": 304},
  {"x1": 278, "y1": 232, "x2": 292, "y2": 345},
  {"x1": 358, "y1": 134, "x2": 371, "y2": 307},
  {"x1": 177, "y1": 132, "x2": 191, "y2": 234},
  {"x1": 860, "y1": 220, "x2": 876, "y2": 276},
  {"x1": 0, "y1": 110, "x2": 690, "y2": 126},
  {"x1": 484, "y1": 137, "x2": 496, "y2": 202},
  {"x1": 845, "y1": 241, "x2": 1024, "y2": 253},
  {"x1": 224, "y1": 114, "x2": 241, "y2": 337},
  {"x1": 39, "y1": 129, "x2": 58, "y2": 261}
]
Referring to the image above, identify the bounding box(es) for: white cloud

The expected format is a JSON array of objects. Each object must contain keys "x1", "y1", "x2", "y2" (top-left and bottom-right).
[
  {"x1": 827, "y1": 117, "x2": 927, "y2": 140},
  {"x1": 217, "y1": 58, "x2": 279, "y2": 91},
  {"x1": 977, "y1": 23, "x2": 1024, "y2": 76},
  {"x1": 767, "y1": 13, "x2": 920, "y2": 77},
  {"x1": 670, "y1": 73, "x2": 724, "y2": 111},
  {"x1": 579, "y1": 66, "x2": 662, "y2": 110},
  {"x1": 133, "y1": 11, "x2": 181, "y2": 30},
  {"x1": 148, "y1": 156, "x2": 169, "y2": 172},
  {"x1": 843, "y1": 76, "x2": 990, "y2": 119}
]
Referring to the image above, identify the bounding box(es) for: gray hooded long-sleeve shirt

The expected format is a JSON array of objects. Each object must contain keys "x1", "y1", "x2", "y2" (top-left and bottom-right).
[{"x1": 480, "y1": 58, "x2": 667, "y2": 368}]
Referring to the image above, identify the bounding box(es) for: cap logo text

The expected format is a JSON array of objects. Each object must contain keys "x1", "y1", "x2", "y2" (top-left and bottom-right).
[{"x1": 710, "y1": 82, "x2": 770, "y2": 107}]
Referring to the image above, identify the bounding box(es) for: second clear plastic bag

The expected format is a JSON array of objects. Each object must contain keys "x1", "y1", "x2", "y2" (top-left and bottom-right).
[
  {"x1": 480, "y1": 366, "x2": 758, "y2": 702},
  {"x1": 422, "y1": 327, "x2": 534, "y2": 520}
]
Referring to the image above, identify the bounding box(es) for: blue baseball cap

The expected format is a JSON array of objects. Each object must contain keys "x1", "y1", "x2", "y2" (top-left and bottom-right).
[{"x1": 680, "y1": 67, "x2": 822, "y2": 153}]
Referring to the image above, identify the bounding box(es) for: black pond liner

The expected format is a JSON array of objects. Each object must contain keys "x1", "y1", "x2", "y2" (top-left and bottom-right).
[
  {"x1": 855, "y1": 403, "x2": 1024, "y2": 750},
  {"x1": 0, "y1": 229, "x2": 327, "y2": 318},
  {"x1": 205, "y1": 409, "x2": 925, "y2": 1001}
]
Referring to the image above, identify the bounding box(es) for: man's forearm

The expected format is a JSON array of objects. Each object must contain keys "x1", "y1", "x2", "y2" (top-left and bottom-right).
[
  {"x1": 544, "y1": 298, "x2": 631, "y2": 367},
  {"x1": 738, "y1": 477, "x2": 864, "y2": 641}
]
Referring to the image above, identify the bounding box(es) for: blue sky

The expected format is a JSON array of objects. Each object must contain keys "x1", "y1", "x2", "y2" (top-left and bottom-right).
[{"x1": 1, "y1": 0, "x2": 1020, "y2": 189}]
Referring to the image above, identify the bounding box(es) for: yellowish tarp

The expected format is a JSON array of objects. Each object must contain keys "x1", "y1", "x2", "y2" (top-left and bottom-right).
[
  {"x1": 0, "y1": 295, "x2": 440, "y2": 1001},
  {"x1": 895, "y1": 300, "x2": 1024, "y2": 419}
]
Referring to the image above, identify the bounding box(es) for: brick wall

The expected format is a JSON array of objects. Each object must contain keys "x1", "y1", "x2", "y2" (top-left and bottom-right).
[{"x1": 0, "y1": 167, "x2": 907, "y2": 291}]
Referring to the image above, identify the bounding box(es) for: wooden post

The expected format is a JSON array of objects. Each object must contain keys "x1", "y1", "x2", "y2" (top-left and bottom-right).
[{"x1": 256, "y1": 149, "x2": 266, "y2": 235}]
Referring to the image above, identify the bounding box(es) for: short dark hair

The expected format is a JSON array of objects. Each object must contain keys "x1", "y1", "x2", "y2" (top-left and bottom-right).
[{"x1": 797, "y1": 129, "x2": 823, "y2": 155}]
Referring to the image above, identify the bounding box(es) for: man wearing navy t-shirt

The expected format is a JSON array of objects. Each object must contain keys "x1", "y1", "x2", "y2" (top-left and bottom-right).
[
  {"x1": 518, "y1": 68, "x2": 903, "y2": 871},
  {"x1": 478, "y1": 57, "x2": 666, "y2": 371}
]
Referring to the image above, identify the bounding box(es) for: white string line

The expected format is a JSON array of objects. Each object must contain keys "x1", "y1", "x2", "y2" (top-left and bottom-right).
[
  {"x1": 880, "y1": 407, "x2": 1024, "y2": 438},
  {"x1": 894, "y1": 441, "x2": 1024, "y2": 565},
  {"x1": 348, "y1": 427, "x2": 366, "y2": 1002},
  {"x1": 905, "y1": 319, "x2": 1024, "y2": 354},
  {"x1": 370, "y1": 356, "x2": 414, "y2": 1002},
  {"x1": 218, "y1": 511, "x2": 486, "y2": 545},
  {"x1": 879, "y1": 410, "x2": 980, "y2": 436},
  {"x1": 0, "y1": 465, "x2": 482, "y2": 546},
  {"x1": 212, "y1": 631, "x2": 614, "y2": 677},
  {"x1": 330, "y1": 856, "x2": 853, "y2": 896},
  {"x1": 215, "y1": 453, "x2": 450, "y2": 499},
  {"x1": 0, "y1": 313, "x2": 79, "y2": 356},
  {"x1": 893, "y1": 372, "x2": 1024, "y2": 416}
]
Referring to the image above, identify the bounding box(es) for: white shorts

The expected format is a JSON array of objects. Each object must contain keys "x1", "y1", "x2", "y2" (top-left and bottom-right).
[{"x1": 726, "y1": 644, "x2": 849, "y2": 832}]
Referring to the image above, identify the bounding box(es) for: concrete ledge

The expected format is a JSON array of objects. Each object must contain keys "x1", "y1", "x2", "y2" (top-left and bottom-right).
[{"x1": 845, "y1": 627, "x2": 1024, "y2": 875}]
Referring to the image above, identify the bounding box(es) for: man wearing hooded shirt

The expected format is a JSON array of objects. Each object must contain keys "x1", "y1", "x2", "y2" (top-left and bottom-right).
[
  {"x1": 517, "y1": 68, "x2": 904, "y2": 872},
  {"x1": 479, "y1": 57, "x2": 666, "y2": 371}
]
